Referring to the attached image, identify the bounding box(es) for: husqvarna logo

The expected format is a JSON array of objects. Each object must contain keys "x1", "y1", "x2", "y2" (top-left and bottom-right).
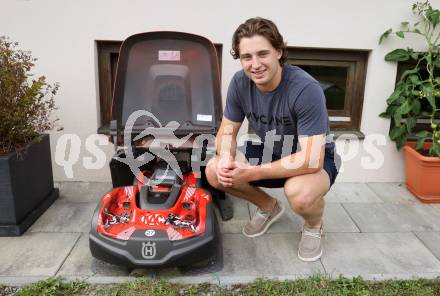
[{"x1": 141, "y1": 241, "x2": 156, "y2": 259}]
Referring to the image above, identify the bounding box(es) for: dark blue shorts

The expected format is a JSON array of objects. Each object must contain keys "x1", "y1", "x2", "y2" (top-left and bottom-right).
[{"x1": 240, "y1": 142, "x2": 338, "y2": 188}]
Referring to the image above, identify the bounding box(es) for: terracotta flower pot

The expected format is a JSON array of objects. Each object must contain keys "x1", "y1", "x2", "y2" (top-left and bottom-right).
[{"x1": 403, "y1": 142, "x2": 440, "y2": 203}]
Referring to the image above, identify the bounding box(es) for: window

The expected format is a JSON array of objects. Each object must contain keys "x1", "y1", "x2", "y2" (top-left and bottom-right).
[
  {"x1": 287, "y1": 48, "x2": 369, "y2": 131},
  {"x1": 96, "y1": 40, "x2": 223, "y2": 133}
]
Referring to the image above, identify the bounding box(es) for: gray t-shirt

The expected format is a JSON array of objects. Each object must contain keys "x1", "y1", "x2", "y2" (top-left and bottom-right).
[{"x1": 224, "y1": 64, "x2": 334, "y2": 158}]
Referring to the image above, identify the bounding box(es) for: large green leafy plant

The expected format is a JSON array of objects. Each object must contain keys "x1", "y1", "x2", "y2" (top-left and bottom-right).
[
  {"x1": 0, "y1": 36, "x2": 59, "y2": 155},
  {"x1": 379, "y1": 0, "x2": 440, "y2": 157}
]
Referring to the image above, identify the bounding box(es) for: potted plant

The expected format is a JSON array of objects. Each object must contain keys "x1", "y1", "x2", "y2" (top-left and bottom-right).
[
  {"x1": 0, "y1": 36, "x2": 60, "y2": 235},
  {"x1": 379, "y1": 0, "x2": 440, "y2": 202}
]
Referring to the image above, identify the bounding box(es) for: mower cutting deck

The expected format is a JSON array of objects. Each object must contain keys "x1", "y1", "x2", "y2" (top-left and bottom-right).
[{"x1": 89, "y1": 160, "x2": 221, "y2": 267}]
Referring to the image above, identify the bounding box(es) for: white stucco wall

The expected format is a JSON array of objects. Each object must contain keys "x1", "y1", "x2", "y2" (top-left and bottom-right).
[{"x1": 2, "y1": 0, "x2": 438, "y2": 182}]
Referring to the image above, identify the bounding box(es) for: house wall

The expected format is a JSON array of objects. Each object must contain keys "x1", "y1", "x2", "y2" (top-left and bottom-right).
[{"x1": 1, "y1": 0, "x2": 437, "y2": 182}]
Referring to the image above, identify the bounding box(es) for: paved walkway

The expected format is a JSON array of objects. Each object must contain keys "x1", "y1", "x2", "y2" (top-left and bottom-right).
[{"x1": 1, "y1": 182, "x2": 440, "y2": 286}]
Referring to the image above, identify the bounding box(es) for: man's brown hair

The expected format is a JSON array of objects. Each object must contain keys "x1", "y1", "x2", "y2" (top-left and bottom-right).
[{"x1": 231, "y1": 17, "x2": 288, "y2": 65}]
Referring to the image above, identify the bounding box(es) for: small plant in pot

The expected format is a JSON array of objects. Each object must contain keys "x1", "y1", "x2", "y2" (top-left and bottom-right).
[
  {"x1": 379, "y1": 0, "x2": 440, "y2": 202},
  {"x1": 0, "y1": 36, "x2": 60, "y2": 235}
]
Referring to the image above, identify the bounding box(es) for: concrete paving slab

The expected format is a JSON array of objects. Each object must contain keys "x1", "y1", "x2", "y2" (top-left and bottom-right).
[
  {"x1": 56, "y1": 182, "x2": 112, "y2": 203},
  {"x1": 342, "y1": 203, "x2": 440, "y2": 232},
  {"x1": 261, "y1": 187, "x2": 285, "y2": 199},
  {"x1": 367, "y1": 182, "x2": 416, "y2": 203},
  {"x1": 57, "y1": 233, "x2": 130, "y2": 277},
  {"x1": 325, "y1": 183, "x2": 383, "y2": 203},
  {"x1": 323, "y1": 203, "x2": 360, "y2": 233},
  {"x1": 0, "y1": 232, "x2": 79, "y2": 276},
  {"x1": 218, "y1": 233, "x2": 324, "y2": 276},
  {"x1": 218, "y1": 195, "x2": 250, "y2": 234},
  {"x1": 264, "y1": 206, "x2": 304, "y2": 233},
  {"x1": 252, "y1": 188, "x2": 302, "y2": 233},
  {"x1": 248, "y1": 197, "x2": 303, "y2": 233},
  {"x1": 414, "y1": 231, "x2": 440, "y2": 262},
  {"x1": 322, "y1": 232, "x2": 440, "y2": 278},
  {"x1": 29, "y1": 200, "x2": 97, "y2": 233},
  {"x1": 97, "y1": 233, "x2": 325, "y2": 280},
  {"x1": 3, "y1": 181, "x2": 439, "y2": 285},
  {"x1": 248, "y1": 199, "x2": 359, "y2": 233}
]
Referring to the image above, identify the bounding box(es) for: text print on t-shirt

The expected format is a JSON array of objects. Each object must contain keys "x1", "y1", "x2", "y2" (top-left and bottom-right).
[{"x1": 246, "y1": 112, "x2": 292, "y2": 126}]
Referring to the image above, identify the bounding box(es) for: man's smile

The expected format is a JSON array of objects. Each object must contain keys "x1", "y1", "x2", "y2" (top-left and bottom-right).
[{"x1": 252, "y1": 69, "x2": 266, "y2": 78}]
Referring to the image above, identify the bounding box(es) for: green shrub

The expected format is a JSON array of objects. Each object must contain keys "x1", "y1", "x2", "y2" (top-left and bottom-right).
[{"x1": 0, "y1": 36, "x2": 59, "y2": 155}]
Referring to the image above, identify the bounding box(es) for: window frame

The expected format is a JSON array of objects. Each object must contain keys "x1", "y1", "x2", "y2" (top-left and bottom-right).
[
  {"x1": 97, "y1": 40, "x2": 121, "y2": 129},
  {"x1": 286, "y1": 47, "x2": 369, "y2": 131}
]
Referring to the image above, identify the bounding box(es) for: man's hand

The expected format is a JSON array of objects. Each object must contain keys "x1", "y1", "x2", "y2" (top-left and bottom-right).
[
  {"x1": 216, "y1": 156, "x2": 236, "y2": 187},
  {"x1": 216, "y1": 156, "x2": 258, "y2": 187},
  {"x1": 228, "y1": 165, "x2": 255, "y2": 186}
]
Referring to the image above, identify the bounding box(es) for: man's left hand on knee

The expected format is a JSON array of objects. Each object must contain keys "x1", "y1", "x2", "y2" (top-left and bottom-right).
[{"x1": 228, "y1": 164, "x2": 259, "y2": 186}]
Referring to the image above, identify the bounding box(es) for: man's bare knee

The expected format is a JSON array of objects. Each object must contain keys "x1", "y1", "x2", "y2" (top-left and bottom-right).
[
  {"x1": 284, "y1": 177, "x2": 318, "y2": 213},
  {"x1": 289, "y1": 194, "x2": 318, "y2": 213},
  {"x1": 205, "y1": 157, "x2": 221, "y2": 189}
]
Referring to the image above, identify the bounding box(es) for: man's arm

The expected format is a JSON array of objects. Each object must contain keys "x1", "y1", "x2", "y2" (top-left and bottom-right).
[
  {"x1": 215, "y1": 116, "x2": 242, "y2": 159},
  {"x1": 214, "y1": 116, "x2": 242, "y2": 187}
]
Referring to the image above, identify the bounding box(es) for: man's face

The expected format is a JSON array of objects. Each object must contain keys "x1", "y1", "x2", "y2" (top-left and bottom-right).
[{"x1": 238, "y1": 35, "x2": 282, "y2": 92}]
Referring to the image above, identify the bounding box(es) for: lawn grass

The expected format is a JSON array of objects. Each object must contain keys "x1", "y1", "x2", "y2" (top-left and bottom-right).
[{"x1": 2, "y1": 275, "x2": 439, "y2": 296}]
